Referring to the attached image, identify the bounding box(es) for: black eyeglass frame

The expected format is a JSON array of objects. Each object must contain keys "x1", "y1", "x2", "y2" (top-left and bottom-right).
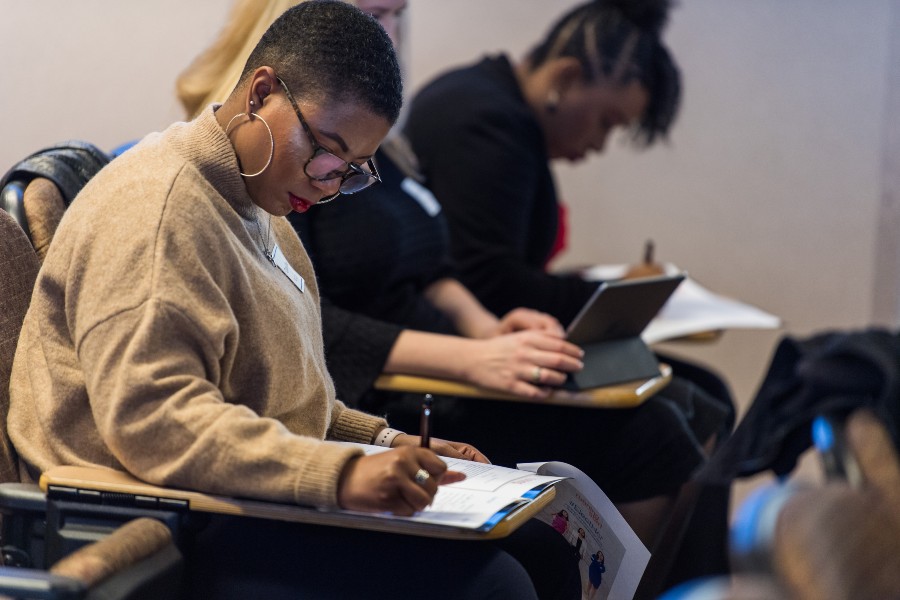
[{"x1": 276, "y1": 76, "x2": 381, "y2": 204}]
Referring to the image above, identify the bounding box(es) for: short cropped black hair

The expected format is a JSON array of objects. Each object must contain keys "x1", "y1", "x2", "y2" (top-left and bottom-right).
[
  {"x1": 242, "y1": 0, "x2": 402, "y2": 123},
  {"x1": 526, "y1": 0, "x2": 680, "y2": 147}
]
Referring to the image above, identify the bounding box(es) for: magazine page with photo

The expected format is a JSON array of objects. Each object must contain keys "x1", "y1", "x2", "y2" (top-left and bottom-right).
[{"x1": 518, "y1": 461, "x2": 650, "y2": 600}]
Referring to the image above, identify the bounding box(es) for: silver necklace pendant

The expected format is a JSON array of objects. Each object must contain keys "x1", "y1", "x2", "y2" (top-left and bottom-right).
[
  {"x1": 249, "y1": 209, "x2": 304, "y2": 293},
  {"x1": 253, "y1": 210, "x2": 274, "y2": 264}
]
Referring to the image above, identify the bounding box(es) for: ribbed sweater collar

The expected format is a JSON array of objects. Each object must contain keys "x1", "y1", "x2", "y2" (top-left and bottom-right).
[{"x1": 165, "y1": 105, "x2": 258, "y2": 221}]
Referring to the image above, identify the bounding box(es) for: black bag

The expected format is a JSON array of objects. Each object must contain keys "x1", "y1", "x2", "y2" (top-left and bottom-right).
[{"x1": 699, "y1": 327, "x2": 900, "y2": 484}]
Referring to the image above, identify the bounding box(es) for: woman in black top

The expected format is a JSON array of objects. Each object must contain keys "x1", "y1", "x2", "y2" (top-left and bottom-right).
[
  {"x1": 401, "y1": 1, "x2": 733, "y2": 409},
  {"x1": 404, "y1": 0, "x2": 679, "y2": 326},
  {"x1": 401, "y1": 0, "x2": 736, "y2": 583}
]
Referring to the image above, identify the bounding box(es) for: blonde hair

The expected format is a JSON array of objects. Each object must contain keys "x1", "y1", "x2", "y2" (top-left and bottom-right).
[{"x1": 177, "y1": 0, "x2": 355, "y2": 119}]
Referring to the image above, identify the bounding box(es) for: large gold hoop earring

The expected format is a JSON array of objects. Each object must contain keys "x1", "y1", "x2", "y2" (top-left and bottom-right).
[{"x1": 225, "y1": 112, "x2": 275, "y2": 177}]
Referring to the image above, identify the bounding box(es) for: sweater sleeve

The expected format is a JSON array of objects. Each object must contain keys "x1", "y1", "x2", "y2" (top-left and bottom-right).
[
  {"x1": 76, "y1": 299, "x2": 366, "y2": 509},
  {"x1": 327, "y1": 400, "x2": 389, "y2": 443}
]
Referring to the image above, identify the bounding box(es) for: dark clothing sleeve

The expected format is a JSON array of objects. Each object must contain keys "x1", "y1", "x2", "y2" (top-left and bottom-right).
[
  {"x1": 288, "y1": 148, "x2": 458, "y2": 406},
  {"x1": 404, "y1": 55, "x2": 600, "y2": 326},
  {"x1": 290, "y1": 149, "x2": 457, "y2": 335},
  {"x1": 319, "y1": 299, "x2": 402, "y2": 407}
]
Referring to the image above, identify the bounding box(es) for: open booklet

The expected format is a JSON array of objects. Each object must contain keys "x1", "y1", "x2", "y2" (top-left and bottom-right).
[
  {"x1": 40, "y1": 443, "x2": 564, "y2": 541},
  {"x1": 518, "y1": 461, "x2": 650, "y2": 600},
  {"x1": 339, "y1": 444, "x2": 565, "y2": 534},
  {"x1": 581, "y1": 263, "x2": 781, "y2": 344}
]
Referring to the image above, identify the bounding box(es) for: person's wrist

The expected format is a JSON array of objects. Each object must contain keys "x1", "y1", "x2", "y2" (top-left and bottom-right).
[
  {"x1": 453, "y1": 340, "x2": 481, "y2": 382},
  {"x1": 453, "y1": 309, "x2": 499, "y2": 339},
  {"x1": 390, "y1": 433, "x2": 417, "y2": 448},
  {"x1": 472, "y1": 313, "x2": 502, "y2": 339},
  {"x1": 336, "y1": 454, "x2": 361, "y2": 509}
]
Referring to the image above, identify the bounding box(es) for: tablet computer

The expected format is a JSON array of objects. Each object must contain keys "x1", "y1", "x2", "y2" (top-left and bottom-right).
[
  {"x1": 566, "y1": 273, "x2": 686, "y2": 345},
  {"x1": 563, "y1": 273, "x2": 685, "y2": 390}
]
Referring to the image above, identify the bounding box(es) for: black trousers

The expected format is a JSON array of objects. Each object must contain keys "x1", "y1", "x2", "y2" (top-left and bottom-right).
[{"x1": 184, "y1": 515, "x2": 581, "y2": 600}]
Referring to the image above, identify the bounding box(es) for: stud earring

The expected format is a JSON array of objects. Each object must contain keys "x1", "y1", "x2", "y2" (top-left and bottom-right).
[{"x1": 545, "y1": 90, "x2": 560, "y2": 115}]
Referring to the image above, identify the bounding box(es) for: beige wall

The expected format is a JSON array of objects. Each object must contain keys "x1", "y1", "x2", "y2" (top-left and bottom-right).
[
  {"x1": 0, "y1": 0, "x2": 228, "y2": 163},
  {"x1": 873, "y1": 1, "x2": 900, "y2": 324},
  {"x1": 2, "y1": 0, "x2": 897, "y2": 502}
]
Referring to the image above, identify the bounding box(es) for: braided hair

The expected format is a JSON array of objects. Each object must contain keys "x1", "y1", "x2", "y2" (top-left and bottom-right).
[{"x1": 526, "y1": 0, "x2": 680, "y2": 146}]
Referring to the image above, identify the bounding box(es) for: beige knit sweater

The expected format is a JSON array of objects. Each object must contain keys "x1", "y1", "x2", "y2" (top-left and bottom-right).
[{"x1": 8, "y1": 107, "x2": 387, "y2": 508}]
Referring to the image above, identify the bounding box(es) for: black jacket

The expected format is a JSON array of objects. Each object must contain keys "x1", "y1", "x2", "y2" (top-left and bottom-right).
[{"x1": 700, "y1": 328, "x2": 900, "y2": 483}]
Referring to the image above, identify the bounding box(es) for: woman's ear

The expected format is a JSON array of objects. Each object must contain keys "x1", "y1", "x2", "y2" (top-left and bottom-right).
[
  {"x1": 248, "y1": 67, "x2": 278, "y2": 110},
  {"x1": 550, "y1": 56, "x2": 586, "y2": 98}
]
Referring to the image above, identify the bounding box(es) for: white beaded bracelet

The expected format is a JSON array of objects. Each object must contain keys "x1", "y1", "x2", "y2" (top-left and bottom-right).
[{"x1": 373, "y1": 427, "x2": 405, "y2": 448}]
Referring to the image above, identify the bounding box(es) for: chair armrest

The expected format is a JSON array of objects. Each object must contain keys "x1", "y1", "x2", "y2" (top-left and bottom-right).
[
  {"x1": 0, "y1": 482, "x2": 47, "y2": 512},
  {"x1": 0, "y1": 566, "x2": 85, "y2": 599},
  {"x1": 0, "y1": 482, "x2": 49, "y2": 568},
  {"x1": 0, "y1": 519, "x2": 183, "y2": 600},
  {"x1": 50, "y1": 517, "x2": 182, "y2": 600},
  {"x1": 50, "y1": 518, "x2": 172, "y2": 587}
]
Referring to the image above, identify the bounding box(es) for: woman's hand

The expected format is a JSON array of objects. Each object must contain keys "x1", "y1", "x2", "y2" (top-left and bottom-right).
[
  {"x1": 492, "y1": 308, "x2": 565, "y2": 337},
  {"x1": 392, "y1": 434, "x2": 490, "y2": 463},
  {"x1": 461, "y1": 330, "x2": 584, "y2": 399},
  {"x1": 622, "y1": 261, "x2": 666, "y2": 280},
  {"x1": 336, "y1": 446, "x2": 465, "y2": 516}
]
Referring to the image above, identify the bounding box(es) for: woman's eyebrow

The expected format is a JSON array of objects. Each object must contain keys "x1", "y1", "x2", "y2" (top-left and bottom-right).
[
  {"x1": 318, "y1": 128, "x2": 374, "y2": 161},
  {"x1": 318, "y1": 129, "x2": 350, "y2": 153}
]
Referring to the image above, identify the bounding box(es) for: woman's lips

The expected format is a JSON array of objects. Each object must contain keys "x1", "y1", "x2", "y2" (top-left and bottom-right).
[{"x1": 289, "y1": 193, "x2": 313, "y2": 213}]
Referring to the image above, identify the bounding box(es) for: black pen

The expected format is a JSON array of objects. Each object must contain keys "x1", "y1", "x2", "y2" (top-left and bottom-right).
[
  {"x1": 643, "y1": 239, "x2": 654, "y2": 265},
  {"x1": 420, "y1": 394, "x2": 433, "y2": 449}
]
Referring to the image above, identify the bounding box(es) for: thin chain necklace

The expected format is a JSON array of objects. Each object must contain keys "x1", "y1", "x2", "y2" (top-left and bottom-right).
[
  {"x1": 252, "y1": 209, "x2": 274, "y2": 264},
  {"x1": 249, "y1": 207, "x2": 306, "y2": 294}
]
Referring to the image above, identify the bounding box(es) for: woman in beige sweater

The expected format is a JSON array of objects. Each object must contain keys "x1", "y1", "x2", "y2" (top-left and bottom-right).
[{"x1": 7, "y1": 1, "x2": 579, "y2": 598}]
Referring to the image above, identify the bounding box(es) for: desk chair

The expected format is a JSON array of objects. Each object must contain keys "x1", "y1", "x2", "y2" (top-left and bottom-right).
[
  {"x1": 0, "y1": 141, "x2": 110, "y2": 261},
  {"x1": 0, "y1": 209, "x2": 183, "y2": 599},
  {"x1": 0, "y1": 140, "x2": 174, "y2": 566}
]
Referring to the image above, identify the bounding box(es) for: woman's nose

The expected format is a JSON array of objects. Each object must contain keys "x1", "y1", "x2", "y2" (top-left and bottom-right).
[{"x1": 311, "y1": 176, "x2": 342, "y2": 198}]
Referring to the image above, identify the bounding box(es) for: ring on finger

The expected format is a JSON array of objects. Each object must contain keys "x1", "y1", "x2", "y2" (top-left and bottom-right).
[
  {"x1": 532, "y1": 366, "x2": 542, "y2": 383},
  {"x1": 414, "y1": 468, "x2": 431, "y2": 486}
]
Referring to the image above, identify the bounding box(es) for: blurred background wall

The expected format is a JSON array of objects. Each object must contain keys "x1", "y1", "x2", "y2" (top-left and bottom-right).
[{"x1": 2, "y1": 0, "x2": 898, "y2": 509}]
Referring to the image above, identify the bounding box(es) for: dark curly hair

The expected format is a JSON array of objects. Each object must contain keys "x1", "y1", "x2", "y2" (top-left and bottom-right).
[
  {"x1": 241, "y1": 0, "x2": 403, "y2": 124},
  {"x1": 526, "y1": 0, "x2": 680, "y2": 147}
]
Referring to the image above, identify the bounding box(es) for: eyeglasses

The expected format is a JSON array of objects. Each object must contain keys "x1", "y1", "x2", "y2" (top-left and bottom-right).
[{"x1": 276, "y1": 76, "x2": 381, "y2": 204}]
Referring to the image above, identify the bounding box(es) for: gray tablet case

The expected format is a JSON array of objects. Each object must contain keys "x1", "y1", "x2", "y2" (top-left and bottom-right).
[{"x1": 563, "y1": 274, "x2": 685, "y2": 390}]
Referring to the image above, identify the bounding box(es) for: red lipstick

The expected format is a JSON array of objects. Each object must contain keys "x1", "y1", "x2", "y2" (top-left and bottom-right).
[{"x1": 290, "y1": 193, "x2": 313, "y2": 213}]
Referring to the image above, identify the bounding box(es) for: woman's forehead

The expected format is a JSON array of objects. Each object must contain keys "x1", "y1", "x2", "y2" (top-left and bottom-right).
[{"x1": 302, "y1": 100, "x2": 392, "y2": 157}]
